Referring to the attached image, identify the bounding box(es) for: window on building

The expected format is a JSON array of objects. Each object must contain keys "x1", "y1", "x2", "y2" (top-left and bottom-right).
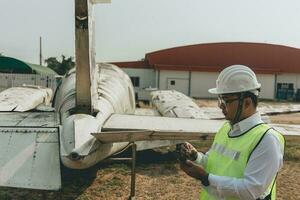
[
  {"x1": 276, "y1": 82, "x2": 294, "y2": 100},
  {"x1": 130, "y1": 77, "x2": 140, "y2": 87},
  {"x1": 170, "y1": 80, "x2": 175, "y2": 85},
  {"x1": 278, "y1": 83, "x2": 294, "y2": 90}
]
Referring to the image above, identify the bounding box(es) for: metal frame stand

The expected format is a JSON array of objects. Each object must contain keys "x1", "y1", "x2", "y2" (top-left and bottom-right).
[
  {"x1": 130, "y1": 142, "x2": 136, "y2": 200},
  {"x1": 109, "y1": 142, "x2": 137, "y2": 200}
]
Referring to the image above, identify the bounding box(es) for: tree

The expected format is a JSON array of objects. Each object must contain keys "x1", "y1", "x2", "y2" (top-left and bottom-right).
[{"x1": 45, "y1": 55, "x2": 75, "y2": 75}]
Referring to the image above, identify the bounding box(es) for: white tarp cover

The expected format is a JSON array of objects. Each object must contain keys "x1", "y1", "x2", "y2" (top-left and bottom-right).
[
  {"x1": 0, "y1": 86, "x2": 53, "y2": 112},
  {"x1": 151, "y1": 90, "x2": 211, "y2": 119}
]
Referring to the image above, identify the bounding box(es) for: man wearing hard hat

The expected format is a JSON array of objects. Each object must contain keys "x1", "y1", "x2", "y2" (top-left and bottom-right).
[{"x1": 180, "y1": 65, "x2": 285, "y2": 200}]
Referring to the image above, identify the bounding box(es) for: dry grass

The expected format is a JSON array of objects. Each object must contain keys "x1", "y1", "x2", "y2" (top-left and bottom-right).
[{"x1": 270, "y1": 113, "x2": 300, "y2": 125}]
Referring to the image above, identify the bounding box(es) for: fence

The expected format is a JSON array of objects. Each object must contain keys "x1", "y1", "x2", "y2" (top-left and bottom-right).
[{"x1": 0, "y1": 73, "x2": 59, "y2": 93}]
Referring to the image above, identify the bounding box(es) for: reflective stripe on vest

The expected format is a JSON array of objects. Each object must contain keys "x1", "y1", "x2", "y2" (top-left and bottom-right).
[{"x1": 200, "y1": 122, "x2": 285, "y2": 200}]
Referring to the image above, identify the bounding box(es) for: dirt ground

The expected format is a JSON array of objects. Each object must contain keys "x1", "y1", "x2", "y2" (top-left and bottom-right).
[{"x1": 0, "y1": 100, "x2": 299, "y2": 200}]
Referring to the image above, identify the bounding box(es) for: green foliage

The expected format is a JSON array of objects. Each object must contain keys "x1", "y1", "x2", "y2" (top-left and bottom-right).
[{"x1": 45, "y1": 55, "x2": 75, "y2": 75}]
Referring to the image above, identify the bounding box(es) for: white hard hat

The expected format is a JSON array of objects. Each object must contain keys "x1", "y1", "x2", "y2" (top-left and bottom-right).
[{"x1": 208, "y1": 65, "x2": 261, "y2": 95}]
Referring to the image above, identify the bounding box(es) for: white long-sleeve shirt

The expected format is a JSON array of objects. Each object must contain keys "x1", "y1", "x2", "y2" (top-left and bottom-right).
[{"x1": 195, "y1": 112, "x2": 284, "y2": 200}]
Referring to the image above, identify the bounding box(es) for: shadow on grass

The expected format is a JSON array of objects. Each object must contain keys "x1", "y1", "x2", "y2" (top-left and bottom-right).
[
  {"x1": 0, "y1": 148, "x2": 181, "y2": 200},
  {"x1": 0, "y1": 164, "x2": 99, "y2": 200}
]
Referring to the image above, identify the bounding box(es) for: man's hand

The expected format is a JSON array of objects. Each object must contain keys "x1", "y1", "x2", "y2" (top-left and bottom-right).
[
  {"x1": 180, "y1": 160, "x2": 209, "y2": 186},
  {"x1": 180, "y1": 160, "x2": 207, "y2": 180},
  {"x1": 180, "y1": 142, "x2": 198, "y2": 161}
]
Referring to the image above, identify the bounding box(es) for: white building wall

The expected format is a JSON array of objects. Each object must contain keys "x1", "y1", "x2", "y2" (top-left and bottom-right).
[
  {"x1": 159, "y1": 70, "x2": 189, "y2": 95},
  {"x1": 122, "y1": 67, "x2": 299, "y2": 100},
  {"x1": 122, "y1": 68, "x2": 156, "y2": 100},
  {"x1": 190, "y1": 72, "x2": 275, "y2": 99},
  {"x1": 277, "y1": 74, "x2": 297, "y2": 85},
  {"x1": 122, "y1": 68, "x2": 156, "y2": 89},
  {"x1": 190, "y1": 72, "x2": 218, "y2": 98},
  {"x1": 256, "y1": 74, "x2": 275, "y2": 99}
]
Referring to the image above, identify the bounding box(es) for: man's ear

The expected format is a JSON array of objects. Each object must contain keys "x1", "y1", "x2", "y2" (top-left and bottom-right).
[{"x1": 244, "y1": 97, "x2": 252, "y2": 109}]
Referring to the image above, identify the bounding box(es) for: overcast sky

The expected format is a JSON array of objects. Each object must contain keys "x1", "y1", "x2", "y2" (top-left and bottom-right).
[{"x1": 1, "y1": 0, "x2": 300, "y2": 64}]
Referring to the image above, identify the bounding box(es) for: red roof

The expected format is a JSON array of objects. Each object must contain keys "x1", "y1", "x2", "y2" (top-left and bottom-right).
[
  {"x1": 112, "y1": 60, "x2": 150, "y2": 69},
  {"x1": 152, "y1": 64, "x2": 281, "y2": 74},
  {"x1": 111, "y1": 42, "x2": 300, "y2": 74}
]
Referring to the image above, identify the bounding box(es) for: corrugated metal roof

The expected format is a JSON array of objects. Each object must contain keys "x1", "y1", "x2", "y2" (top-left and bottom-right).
[
  {"x1": 145, "y1": 42, "x2": 300, "y2": 73},
  {"x1": 0, "y1": 56, "x2": 57, "y2": 75},
  {"x1": 112, "y1": 42, "x2": 300, "y2": 74}
]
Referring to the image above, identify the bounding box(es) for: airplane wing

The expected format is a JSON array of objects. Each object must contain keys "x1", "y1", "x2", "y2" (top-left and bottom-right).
[
  {"x1": 0, "y1": 86, "x2": 60, "y2": 190},
  {"x1": 92, "y1": 114, "x2": 222, "y2": 143},
  {"x1": 90, "y1": 113, "x2": 221, "y2": 151},
  {"x1": 102, "y1": 114, "x2": 222, "y2": 133},
  {"x1": 93, "y1": 113, "x2": 300, "y2": 144},
  {"x1": 0, "y1": 112, "x2": 60, "y2": 190}
]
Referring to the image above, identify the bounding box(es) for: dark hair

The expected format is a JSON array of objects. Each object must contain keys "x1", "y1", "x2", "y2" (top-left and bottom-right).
[{"x1": 244, "y1": 91, "x2": 258, "y2": 107}]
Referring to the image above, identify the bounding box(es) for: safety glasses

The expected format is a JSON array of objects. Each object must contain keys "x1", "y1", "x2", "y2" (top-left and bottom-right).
[{"x1": 218, "y1": 96, "x2": 239, "y2": 106}]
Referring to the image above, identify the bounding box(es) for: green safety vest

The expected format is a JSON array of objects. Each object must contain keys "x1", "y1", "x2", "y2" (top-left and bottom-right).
[{"x1": 200, "y1": 122, "x2": 285, "y2": 200}]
